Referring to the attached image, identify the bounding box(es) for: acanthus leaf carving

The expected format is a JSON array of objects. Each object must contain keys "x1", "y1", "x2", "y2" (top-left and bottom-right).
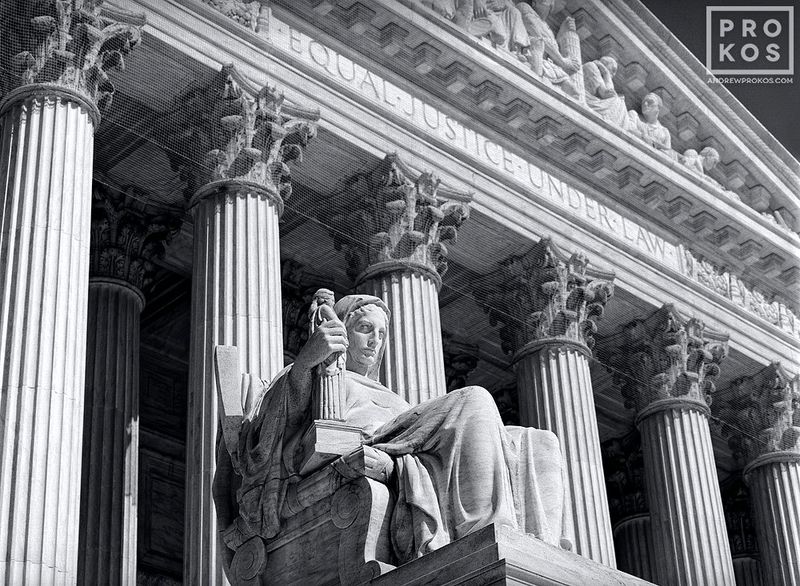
[
  {"x1": 715, "y1": 362, "x2": 800, "y2": 464},
  {"x1": 163, "y1": 65, "x2": 319, "y2": 203},
  {"x1": 605, "y1": 304, "x2": 729, "y2": 414},
  {"x1": 330, "y1": 154, "x2": 471, "y2": 282},
  {"x1": 475, "y1": 238, "x2": 614, "y2": 355},
  {"x1": 0, "y1": 0, "x2": 144, "y2": 113},
  {"x1": 90, "y1": 184, "x2": 181, "y2": 291}
]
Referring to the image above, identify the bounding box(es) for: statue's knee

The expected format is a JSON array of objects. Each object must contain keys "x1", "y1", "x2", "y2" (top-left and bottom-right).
[{"x1": 456, "y1": 385, "x2": 497, "y2": 411}]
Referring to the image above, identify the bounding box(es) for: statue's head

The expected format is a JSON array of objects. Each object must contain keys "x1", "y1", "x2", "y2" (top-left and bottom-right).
[
  {"x1": 641, "y1": 92, "x2": 663, "y2": 122},
  {"x1": 532, "y1": 0, "x2": 554, "y2": 19},
  {"x1": 599, "y1": 56, "x2": 618, "y2": 76},
  {"x1": 700, "y1": 146, "x2": 720, "y2": 171},
  {"x1": 334, "y1": 295, "x2": 391, "y2": 379}
]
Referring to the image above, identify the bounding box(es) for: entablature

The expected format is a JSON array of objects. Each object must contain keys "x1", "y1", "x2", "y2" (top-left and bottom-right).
[
  {"x1": 106, "y1": 0, "x2": 800, "y2": 353},
  {"x1": 251, "y1": 0, "x2": 798, "y2": 311}
]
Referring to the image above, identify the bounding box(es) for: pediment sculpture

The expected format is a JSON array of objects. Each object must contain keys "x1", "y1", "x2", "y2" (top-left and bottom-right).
[{"x1": 213, "y1": 290, "x2": 572, "y2": 584}]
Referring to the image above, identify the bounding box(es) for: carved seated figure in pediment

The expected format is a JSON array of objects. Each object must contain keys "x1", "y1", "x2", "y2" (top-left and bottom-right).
[
  {"x1": 583, "y1": 56, "x2": 628, "y2": 127},
  {"x1": 679, "y1": 146, "x2": 742, "y2": 200},
  {"x1": 213, "y1": 292, "x2": 571, "y2": 585},
  {"x1": 626, "y1": 92, "x2": 673, "y2": 154},
  {"x1": 419, "y1": 0, "x2": 531, "y2": 55},
  {"x1": 517, "y1": 0, "x2": 582, "y2": 98}
]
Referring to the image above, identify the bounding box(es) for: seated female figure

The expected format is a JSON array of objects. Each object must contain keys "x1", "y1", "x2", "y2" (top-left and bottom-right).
[{"x1": 233, "y1": 295, "x2": 571, "y2": 564}]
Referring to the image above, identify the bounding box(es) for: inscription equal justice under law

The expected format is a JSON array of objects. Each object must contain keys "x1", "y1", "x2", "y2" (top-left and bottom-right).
[{"x1": 271, "y1": 19, "x2": 684, "y2": 273}]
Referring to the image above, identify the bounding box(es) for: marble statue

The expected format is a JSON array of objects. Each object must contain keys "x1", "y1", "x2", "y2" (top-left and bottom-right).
[
  {"x1": 418, "y1": 0, "x2": 530, "y2": 55},
  {"x1": 216, "y1": 294, "x2": 571, "y2": 581},
  {"x1": 517, "y1": 0, "x2": 582, "y2": 98},
  {"x1": 582, "y1": 56, "x2": 628, "y2": 126},
  {"x1": 680, "y1": 146, "x2": 719, "y2": 175},
  {"x1": 627, "y1": 92, "x2": 672, "y2": 152}
]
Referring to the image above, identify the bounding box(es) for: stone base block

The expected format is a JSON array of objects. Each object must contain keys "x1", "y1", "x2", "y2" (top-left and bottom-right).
[{"x1": 371, "y1": 524, "x2": 655, "y2": 586}]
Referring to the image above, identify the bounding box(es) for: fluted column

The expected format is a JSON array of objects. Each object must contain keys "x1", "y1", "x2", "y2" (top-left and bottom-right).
[
  {"x1": 359, "y1": 263, "x2": 445, "y2": 404},
  {"x1": 0, "y1": 4, "x2": 142, "y2": 583},
  {"x1": 183, "y1": 65, "x2": 318, "y2": 585},
  {"x1": 78, "y1": 192, "x2": 176, "y2": 584},
  {"x1": 720, "y1": 474, "x2": 763, "y2": 586},
  {"x1": 602, "y1": 433, "x2": 655, "y2": 581},
  {"x1": 719, "y1": 364, "x2": 800, "y2": 586},
  {"x1": 332, "y1": 154, "x2": 471, "y2": 405},
  {"x1": 477, "y1": 238, "x2": 616, "y2": 566},
  {"x1": 611, "y1": 305, "x2": 735, "y2": 585}
]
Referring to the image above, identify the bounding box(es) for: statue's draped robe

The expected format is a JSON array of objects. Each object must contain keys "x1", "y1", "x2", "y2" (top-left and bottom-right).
[{"x1": 236, "y1": 368, "x2": 571, "y2": 563}]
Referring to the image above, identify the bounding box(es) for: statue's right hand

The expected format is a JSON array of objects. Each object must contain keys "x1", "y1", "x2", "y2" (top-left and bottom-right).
[{"x1": 294, "y1": 320, "x2": 349, "y2": 373}]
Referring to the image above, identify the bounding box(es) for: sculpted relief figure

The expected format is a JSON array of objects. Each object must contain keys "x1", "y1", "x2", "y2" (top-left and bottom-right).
[
  {"x1": 419, "y1": 0, "x2": 530, "y2": 55},
  {"x1": 517, "y1": 0, "x2": 582, "y2": 98},
  {"x1": 216, "y1": 294, "x2": 571, "y2": 581},
  {"x1": 582, "y1": 56, "x2": 628, "y2": 126},
  {"x1": 627, "y1": 92, "x2": 672, "y2": 153}
]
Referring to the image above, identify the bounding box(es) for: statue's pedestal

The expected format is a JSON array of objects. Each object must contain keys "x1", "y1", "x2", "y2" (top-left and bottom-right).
[{"x1": 371, "y1": 524, "x2": 655, "y2": 586}]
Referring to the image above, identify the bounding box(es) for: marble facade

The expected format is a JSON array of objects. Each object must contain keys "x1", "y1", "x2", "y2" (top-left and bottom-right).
[{"x1": 0, "y1": 0, "x2": 797, "y2": 584}]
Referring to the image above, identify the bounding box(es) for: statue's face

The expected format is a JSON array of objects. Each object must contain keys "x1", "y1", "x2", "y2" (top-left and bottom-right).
[
  {"x1": 345, "y1": 305, "x2": 387, "y2": 376},
  {"x1": 641, "y1": 93, "x2": 661, "y2": 122},
  {"x1": 702, "y1": 150, "x2": 720, "y2": 170}
]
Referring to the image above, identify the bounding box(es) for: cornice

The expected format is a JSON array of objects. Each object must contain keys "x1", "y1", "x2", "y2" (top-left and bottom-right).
[
  {"x1": 261, "y1": 0, "x2": 798, "y2": 308},
  {"x1": 110, "y1": 0, "x2": 800, "y2": 348},
  {"x1": 603, "y1": 0, "x2": 799, "y2": 197}
]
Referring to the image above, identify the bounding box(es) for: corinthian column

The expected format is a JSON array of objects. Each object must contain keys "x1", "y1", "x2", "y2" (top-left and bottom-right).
[
  {"x1": 602, "y1": 433, "x2": 655, "y2": 581},
  {"x1": 332, "y1": 155, "x2": 471, "y2": 405},
  {"x1": 611, "y1": 305, "x2": 735, "y2": 585},
  {"x1": 78, "y1": 190, "x2": 176, "y2": 584},
  {"x1": 182, "y1": 65, "x2": 318, "y2": 585},
  {"x1": 0, "y1": 4, "x2": 142, "y2": 583},
  {"x1": 477, "y1": 238, "x2": 616, "y2": 566},
  {"x1": 718, "y1": 363, "x2": 800, "y2": 586}
]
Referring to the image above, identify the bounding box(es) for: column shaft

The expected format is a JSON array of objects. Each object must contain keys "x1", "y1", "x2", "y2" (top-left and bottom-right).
[
  {"x1": 515, "y1": 343, "x2": 616, "y2": 566},
  {"x1": 185, "y1": 185, "x2": 284, "y2": 585},
  {"x1": 360, "y1": 269, "x2": 446, "y2": 404},
  {"x1": 78, "y1": 280, "x2": 144, "y2": 584},
  {"x1": 733, "y1": 557, "x2": 764, "y2": 586},
  {"x1": 748, "y1": 456, "x2": 800, "y2": 586},
  {"x1": 0, "y1": 91, "x2": 94, "y2": 584},
  {"x1": 613, "y1": 515, "x2": 655, "y2": 582},
  {"x1": 639, "y1": 403, "x2": 735, "y2": 585}
]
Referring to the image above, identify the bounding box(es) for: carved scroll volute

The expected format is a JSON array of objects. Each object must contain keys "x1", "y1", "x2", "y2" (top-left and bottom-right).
[
  {"x1": 331, "y1": 154, "x2": 471, "y2": 283},
  {"x1": 475, "y1": 238, "x2": 615, "y2": 356},
  {"x1": 609, "y1": 305, "x2": 729, "y2": 415},
  {"x1": 0, "y1": 0, "x2": 144, "y2": 113},
  {"x1": 716, "y1": 363, "x2": 800, "y2": 465}
]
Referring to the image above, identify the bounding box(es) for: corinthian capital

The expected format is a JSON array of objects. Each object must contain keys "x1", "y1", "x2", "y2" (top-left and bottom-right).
[
  {"x1": 606, "y1": 304, "x2": 729, "y2": 415},
  {"x1": 175, "y1": 65, "x2": 319, "y2": 207},
  {"x1": 0, "y1": 0, "x2": 144, "y2": 114},
  {"x1": 716, "y1": 363, "x2": 800, "y2": 465},
  {"x1": 475, "y1": 238, "x2": 615, "y2": 355},
  {"x1": 331, "y1": 154, "x2": 471, "y2": 283},
  {"x1": 90, "y1": 185, "x2": 181, "y2": 291}
]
